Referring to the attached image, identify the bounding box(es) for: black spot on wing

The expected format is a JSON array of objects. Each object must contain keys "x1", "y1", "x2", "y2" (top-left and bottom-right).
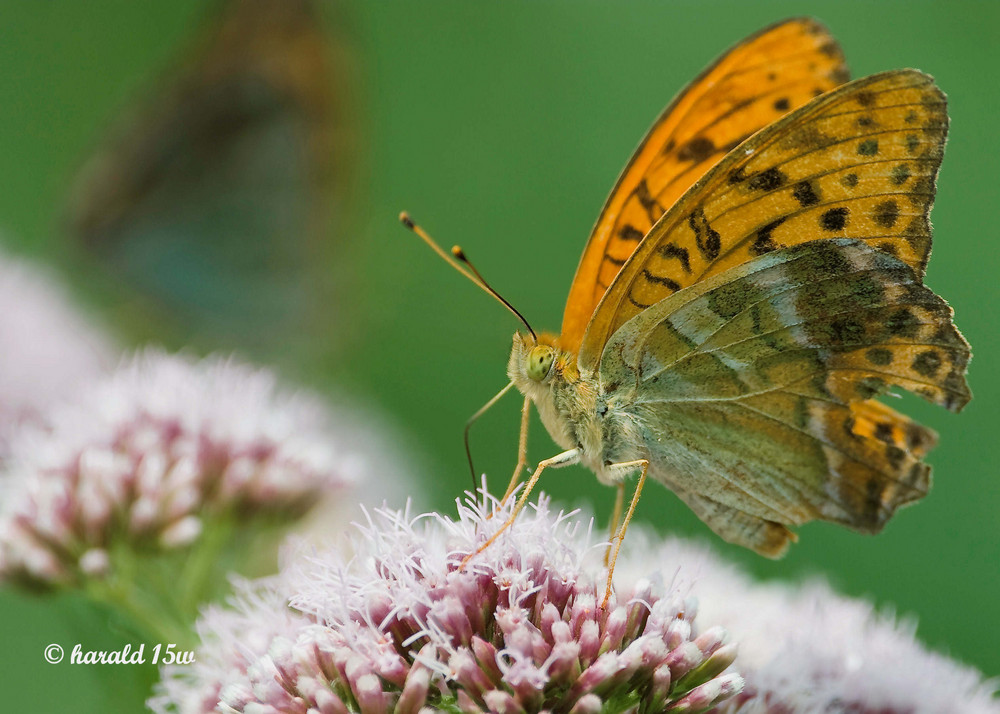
[
  {"x1": 891, "y1": 163, "x2": 912, "y2": 186},
  {"x1": 863, "y1": 478, "x2": 883, "y2": 528},
  {"x1": 658, "y1": 243, "x2": 691, "y2": 273},
  {"x1": 907, "y1": 425, "x2": 928, "y2": 452},
  {"x1": 878, "y1": 241, "x2": 899, "y2": 257},
  {"x1": 728, "y1": 167, "x2": 749, "y2": 185},
  {"x1": 866, "y1": 348, "x2": 892, "y2": 366},
  {"x1": 746, "y1": 167, "x2": 786, "y2": 192},
  {"x1": 627, "y1": 293, "x2": 653, "y2": 309},
  {"x1": 820, "y1": 207, "x2": 849, "y2": 231},
  {"x1": 750, "y1": 217, "x2": 787, "y2": 256},
  {"x1": 676, "y1": 136, "x2": 717, "y2": 163},
  {"x1": 792, "y1": 180, "x2": 821, "y2": 207},
  {"x1": 810, "y1": 315, "x2": 867, "y2": 349},
  {"x1": 620, "y1": 224, "x2": 644, "y2": 242},
  {"x1": 728, "y1": 166, "x2": 787, "y2": 192},
  {"x1": 886, "y1": 308, "x2": 920, "y2": 338},
  {"x1": 886, "y1": 444, "x2": 907, "y2": 470},
  {"x1": 856, "y1": 376, "x2": 886, "y2": 399},
  {"x1": 818, "y1": 41, "x2": 839, "y2": 57},
  {"x1": 857, "y1": 139, "x2": 879, "y2": 156},
  {"x1": 830, "y1": 66, "x2": 851, "y2": 84},
  {"x1": 688, "y1": 207, "x2": 721, "y2": 260},
  {"x1": 641, "y1": 269, "x2": 680, "y2": 292},
  {"x1": 634, "y1": 180, "x2": 667, "y2": 223},
  {"x1": 873, "y1": 200, "x2": 900, "y2": 229},
  {"x1": 912, "y1": 350, "x2": 942, "y2": 378},
  {"x1": 874, "y1": 422, "x2": 894, "y2": 443}
]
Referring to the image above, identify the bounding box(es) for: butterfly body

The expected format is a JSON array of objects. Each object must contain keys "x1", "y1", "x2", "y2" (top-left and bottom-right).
[
  {"x1": 491, "y1": 18, "x2": 972, "y2": 557},
  {"x1": 508, "y1": 332, "x2": 645, "y2": 487}
]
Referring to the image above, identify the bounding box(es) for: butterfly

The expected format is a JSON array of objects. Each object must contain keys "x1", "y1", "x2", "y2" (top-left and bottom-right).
[
  {"x1": 408, "y1": 17, "x2": 970, "y2": 602},
  {"x1": 64, "y1": 0, "x2": 343, "y2": 356}
]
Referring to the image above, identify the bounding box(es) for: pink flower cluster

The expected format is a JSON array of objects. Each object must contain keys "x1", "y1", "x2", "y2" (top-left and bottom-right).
[
  {"x1": 155, "y1": 490, "x2": 1000, "y2": 714},
  {"x1": 152, "y1": 494, "x2": 743, "y2": 713},
  {"x1": 0, "y1": 351, "x2": 357, "y2": 587}
]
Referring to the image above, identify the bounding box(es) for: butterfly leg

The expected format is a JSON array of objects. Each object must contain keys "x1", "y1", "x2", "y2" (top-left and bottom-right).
[
  {"x1": 500, "y1": 395, "x2": 532, "y2": 503},
  {"x1": 601, "y1": 459, "x2": 649, "y2": 608},
  {"x1": 459, "y1": 447, "x2": 580, "y2": 571},
  {"x1": 464, "y1": 381, "x2": 516, "y2": 496},
  {"x1": 605, "y1": 483, "x2": 625, "y2": 566}
]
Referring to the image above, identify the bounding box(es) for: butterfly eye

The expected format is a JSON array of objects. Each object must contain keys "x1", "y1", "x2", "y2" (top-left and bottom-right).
[{"x1": 526, "y1": 346, "x2": 555, "y2": 382}]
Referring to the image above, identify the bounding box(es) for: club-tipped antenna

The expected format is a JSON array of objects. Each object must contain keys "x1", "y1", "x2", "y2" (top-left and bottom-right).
[
  {"x1": 400, "y1": 212, "x2": 537, "y2": 340},
  {"x1": 451, "y1": 246, "x2": 537, "y2": 341}
]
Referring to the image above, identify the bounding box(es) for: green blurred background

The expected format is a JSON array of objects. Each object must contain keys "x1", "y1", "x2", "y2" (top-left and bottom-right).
[{"x1": 0, "y1": 1, "x2": 997, "y2": 711}]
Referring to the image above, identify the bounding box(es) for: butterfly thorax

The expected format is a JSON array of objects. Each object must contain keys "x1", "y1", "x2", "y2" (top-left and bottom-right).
[{"x1": 508, "y1": 331, "x2": 645, "y2": 484}]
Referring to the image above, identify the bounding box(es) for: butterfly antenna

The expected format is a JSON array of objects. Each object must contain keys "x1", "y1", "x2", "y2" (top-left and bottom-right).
[
  {"x1": 451, "y1": 247, "x2": 537, "y2": 341},
  {"x1": 400, "y1": 212, "x2": 537, "y2": 340}
]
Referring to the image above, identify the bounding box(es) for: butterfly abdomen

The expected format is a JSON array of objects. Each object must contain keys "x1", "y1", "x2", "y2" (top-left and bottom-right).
[{"x1": 590, "y1": 384, "x2": 652, "y2": 484}]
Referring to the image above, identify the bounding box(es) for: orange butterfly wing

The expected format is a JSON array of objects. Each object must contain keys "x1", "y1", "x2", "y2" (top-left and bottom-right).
[
  {"x1": 559, "y1": 17, "x2": 849, "y2": 354},
  {"x1": 579, "y1": 70, "x2": 949, "y2": 374}
]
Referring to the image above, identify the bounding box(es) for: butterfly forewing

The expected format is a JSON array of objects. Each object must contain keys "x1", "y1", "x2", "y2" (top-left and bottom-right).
[
  {"x1": 580, "y1": 70, "x2": 948, "y2": 371},
  {"x1": 561, "y1": 17, "x2": 849, "y2": 354},
  {"x1": 600, "y1": 239, "x2": 968, "y2": 553}
]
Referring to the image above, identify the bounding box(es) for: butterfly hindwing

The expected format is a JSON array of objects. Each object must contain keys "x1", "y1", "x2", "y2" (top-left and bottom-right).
[
  {"x1": 561, "y1": 18, "x2": 849, "y2": 354},
  {"x1": 600, "y1": 239, "x2": 969, "y2": 550},
  {"x1": 672, "y1": 488, "x2": 798, "y2": 558},
  {"x1": 580, "y1": 70, "x2": 948, "y2": 370}
]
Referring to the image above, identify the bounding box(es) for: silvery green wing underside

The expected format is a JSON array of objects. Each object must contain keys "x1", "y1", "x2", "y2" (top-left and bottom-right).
[{"x1": 598, "y1": 239, "x2": 970, "y2": 556}]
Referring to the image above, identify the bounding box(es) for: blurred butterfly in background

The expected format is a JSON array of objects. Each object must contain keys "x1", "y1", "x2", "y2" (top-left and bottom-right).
[
  {"x1": 64, "y1": 0, "x2": 349, "y2": 361},
  {"x1": 412, "y1": 17, "x2": 971, "y2": 588}
]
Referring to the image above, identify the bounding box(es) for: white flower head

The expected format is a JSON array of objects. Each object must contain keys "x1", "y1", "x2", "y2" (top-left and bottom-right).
[
  {"x1": 0, "y1": 247, "x2": 113, "y2": 442},
  {"x1": 152, "y1": 490, "x2": 743, "y2": 714},
  {"x1": 0, "y1": 350, "x2": 358, "y2": 587},
  {"x1": 151, "y1": 575, "x2": 302, "y2": 714},
  {"x1": 630, "y1": 536, "x2": 1000, "y2": 714}
]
